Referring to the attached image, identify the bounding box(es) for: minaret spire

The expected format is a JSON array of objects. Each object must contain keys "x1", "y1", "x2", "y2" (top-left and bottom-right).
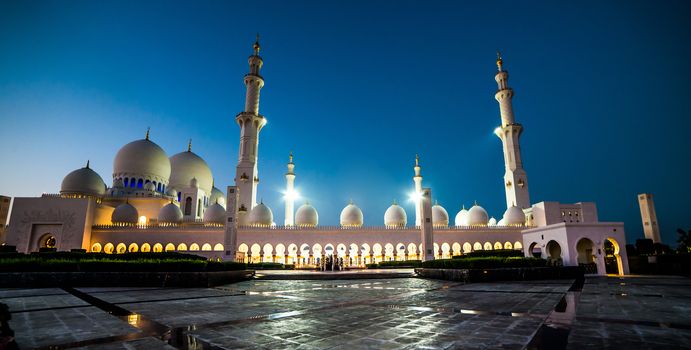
[
  {"x1": 493, "y1": 53, "x2": 530, "y2": 209},
  {"x1": 145, "y1": 127, "x2": 150, "y2": 140},
  {"x1": 234, "y1": 36, "x2": 268, "y2": 224},
  {"x1": 284, "y1": 151, "x2": 296, "y2": 226},
  {"x1": 413, "y1": 154, "x2": 423, "y2": 227},
  {"x1": 187, "y1": 139, "x2": 192, "y2": 152}
]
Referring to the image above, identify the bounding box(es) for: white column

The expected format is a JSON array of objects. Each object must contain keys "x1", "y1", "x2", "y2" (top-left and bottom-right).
[
  {"x1": 223, "y1": 186, "x2": 239, "y2": 261},
  {"x1": 284, "y1": 154, "x2": 295, "y2": 226},
  {"x1": 420, "y1": 187, "x2": 434, "y2": 261}
]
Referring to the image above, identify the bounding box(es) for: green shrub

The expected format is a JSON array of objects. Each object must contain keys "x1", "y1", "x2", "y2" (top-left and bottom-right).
[
  {"x1": 421, "y1": 257, "x2": 547, "y2": 269},
  {"x1": 0, "y1": 253, "x2": 245, "y2": 272},
  {"x1": 247, "y1": 262, "x2": 293, "y2": 270}
]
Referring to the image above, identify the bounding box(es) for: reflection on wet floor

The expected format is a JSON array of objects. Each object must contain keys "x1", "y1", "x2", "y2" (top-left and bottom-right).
[{"x1": 5, "y1": 276, "x2": 691, "y2": 349}]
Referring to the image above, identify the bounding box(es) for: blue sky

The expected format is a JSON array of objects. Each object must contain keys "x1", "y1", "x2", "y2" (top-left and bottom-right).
[{"x1": 1, "y1": 0, "x2": 689, "y2": 244}]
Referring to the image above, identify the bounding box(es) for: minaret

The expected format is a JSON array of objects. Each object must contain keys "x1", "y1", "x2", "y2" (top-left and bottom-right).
[
  {"x1": 413, "y1": 154, "x2": 423, "y2": 227},
  {"x1": 493, "y1": 52, "x2": 530, "y2": 209},
  {"x1": 234, "y1": 35, "x2": 267, "y2": 224},
  {"x1": 284, "y1": 152, "x2": 296, "y2": 226}
]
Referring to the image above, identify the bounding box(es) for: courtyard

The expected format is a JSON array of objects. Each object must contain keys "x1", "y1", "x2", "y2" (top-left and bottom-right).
[{"x1": 4, "y1": 274, "x2": 691, "y2": 349}]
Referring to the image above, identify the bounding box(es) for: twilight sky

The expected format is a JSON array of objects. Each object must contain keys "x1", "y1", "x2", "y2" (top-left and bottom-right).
[{"x1": 1, "y1": 0, "x2": 689, "y2": 244}]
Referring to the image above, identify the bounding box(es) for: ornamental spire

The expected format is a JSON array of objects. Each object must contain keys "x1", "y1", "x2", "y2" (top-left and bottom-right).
[
  {"x1": 86, "y1": 160, "x2": 90, "y2": 169},
  {"x1": 145, "y1": 127, "x2": 150, "y2": 140},
  {"x1": 253, "y1": 33, "x2": 260, "y2": 56},
  {"x1": 289, "y1": 151, "x2": 293, "y2": 164},
  {"x1": 187, "y1": 138, "x2": 192, "y2": 152},
  {"x1": 496, "y1": 50, "x2": 503, "y2": 72}
]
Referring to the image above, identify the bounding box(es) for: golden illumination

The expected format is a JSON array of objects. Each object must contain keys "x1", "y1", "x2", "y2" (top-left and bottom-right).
[{"x1": 137, "y1": 215, "x2": 147, "y2": 225}]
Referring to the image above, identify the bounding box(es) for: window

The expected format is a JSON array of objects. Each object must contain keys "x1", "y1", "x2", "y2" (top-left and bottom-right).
[
  {"x1": 185, "y1": 197, "x2": 192, "y2": 215},
  {"x1": 137, "y1": 179, "x2": 143, "y2": 188}
]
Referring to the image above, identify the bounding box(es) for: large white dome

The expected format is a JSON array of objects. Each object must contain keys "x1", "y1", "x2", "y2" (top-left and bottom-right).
[
  {"x1": 169, "y1": 150, "x2": 213, "y2": 194},
  {"x1": 111, "y1": 202, "x2": 139, "y2": 224},
  {"x1": 340, "y1": 202, "x2": 363, "y2": 227},
  {"x1": 60, "y1": 162, "x2": 106, "y2": 197},
  {"x1": 384, "y1": 202, "x2": 407, "y2": 227},
  {"x1": 454, "y1": 206, "x2": 469, "y2": 227},
  {"x1": 204, "y1": 202, "x2": 226, "y2": 224},
  {"x1": 158, "y1": 202, "x2": 182, "y2": 224},
  {"x1": 113, "y1": 138, "x2": 170, "y2": 187},
  {"x1": 502, "y1": 205, "x2": 525, "y2": 226},
  {"x1": 432, "y1": 203, "x2": 449, "y2": 227},
  {"x1": 248, "y1": 202, "x2": 273, "y2": 226},
  {"x1": 210, "y1": 186, "x2": 226, "y2": 208},
  {"x1": 295, "y1": 202, "x2": 319, "y2": 227},
  {"x1": 467, "y1": 204, "x2": 489, "y2": 226}
]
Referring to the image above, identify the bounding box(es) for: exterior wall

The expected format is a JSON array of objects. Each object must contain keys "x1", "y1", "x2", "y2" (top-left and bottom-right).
[
  {"x1": 0, "y1": 195, "x2": 11, "y2": 243},
  {"x1": 529, "y1": 201, "x2": 598, "y2": 227},
  {"x1": 522, "y1": 222, "x2": 629, "y2": 275},
  {"x1": 6, "y1": 197, "x2": 95, "y2": 252},
  {"x1": 638, "y1": 193, "x2": 661, "y2": 243}
]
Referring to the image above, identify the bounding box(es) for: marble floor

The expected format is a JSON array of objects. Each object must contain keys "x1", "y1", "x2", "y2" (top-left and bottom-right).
[{"x1": 3, "y1": 275, "x2": 691, "y2": 349}]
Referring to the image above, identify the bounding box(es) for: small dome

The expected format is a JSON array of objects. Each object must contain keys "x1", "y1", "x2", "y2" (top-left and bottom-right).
[
  {"x1": 169, "y1": 150, "x2": 213, "y2": 194},
  {"x1": 454, "y1": 206, "x2": 469, "y2": 226},
  {"x1": 340, "y1": 202, "x2": 363, "y2": 227},
  {"x1": 111, "y1": 202, "x2": 139, "y2": 224},
  {"x1": 143, "y1": 181, "x2": 156, "y2": 191},
  {"x1": 295, "y1": 202, "x2": 319, "y2": 227},
  {"x1": 497, "y1": 218, "x2": 506, "y2": 226},
  {"x1": 248, "y1": 202, "x2": 273, "y2": 226},
  {"x1": 488, "y1": 217, "x2": 498, "y2": 226},
  {"x1": 467, "y1": 204, "x2": 489, "y2": 226},
  {"x1": 502, "y1": 205, "x2": 525, "y2": 226},
  {"x1": 432, "y1": 203, "x2": 449, "y2": 227},
  {"x1": 60, "y1": 163, "x2": 106, "y2": 197},
  {"x1": 384, "y1": 202, "x2": 407, "y2": 227},
  {"x1": 113, "y1": 138, "x2": 171, "y2": 185},
  {"x1": 204, "y1": 202, "x2": 226, "y2": 224},
  {"x1": 158, "y1": 202, "x2": 182, "y2": 223},
  {"x1": 210, "y1": 186, "x2": 226, "y2": 208},
  {"x1": 165, "y1": 188, "x2": 178, "y2": 197}
]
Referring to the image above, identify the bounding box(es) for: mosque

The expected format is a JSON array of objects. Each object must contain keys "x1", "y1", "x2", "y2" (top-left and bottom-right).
[{"x1": 4, "y1": 38, "x2": 629, "y2": 275}]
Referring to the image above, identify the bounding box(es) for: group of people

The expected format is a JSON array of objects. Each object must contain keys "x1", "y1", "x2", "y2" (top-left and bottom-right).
[{"x1": 320, "y1": 255, "x2": 344, "y2": 271}]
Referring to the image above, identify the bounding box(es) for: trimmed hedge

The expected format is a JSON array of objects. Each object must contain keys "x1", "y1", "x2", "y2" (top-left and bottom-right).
[
  {"x1": 248, "y1": 262, "x2": 294, "y2": 270},
  {"x1": 421, "y1": 257, "x2": 547, "y2": 269},
  {"x1": 0, "y1": 252, "x2": 245, "y2": 272},
  {"x1": 366, "y1": 260, "x2": 422, "y2": 269}
]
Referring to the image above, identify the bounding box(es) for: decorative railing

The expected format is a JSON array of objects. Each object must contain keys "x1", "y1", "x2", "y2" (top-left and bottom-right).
[{"x1": 93, "y1": 223, "x2": 531, "y2": 231}]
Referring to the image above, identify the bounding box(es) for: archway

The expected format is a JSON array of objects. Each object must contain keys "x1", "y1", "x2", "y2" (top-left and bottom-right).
[
  {"x1": 407, "y1": 243, "x2": 417, "y2": 260},
  {"x1": 433, "y1": 243, "x2": 440, "y2": 259},
  {"x1": 360, "y1": 244, "x2": 371, "y2": 264},
  {"x1": 545, "y1": 240, "x2": 562, "y2": 265},
  {"x1": 462, "y1": 242, "x2": 472, "y2": 254},
  {"x1": 336, "y1": 243, "x2": 347, "y2": 258},
  {"x1": 40, "y1": 234, "x2": 57, "y2": 249},
  {"x1": 452, "y1": 242, "x2": 461, "y2": 256},
  {"x1": 493, "y1": 242, "x2": 502, "y2": 250},
  {"x1": 384, "y1": 243, "x2": 395, "y2": 261},
  {"x1": 503, "y1": 241, "x2": 513, "y2": 250},
  {"x1": 165, "y1": 243, "x2": 175, "y2": 252},
  {"x1": 576, "y1": 238, "x2": 597, "y2": 274},
  {"x1": 483, "y1": 242, "x2": 492, "y2": 251},
  {"x1": 153, "y1": 243, "x2": 163, "y2": 252},
  {"x1": 128, "y1": 243, "x2": 139, "y2": 253},
  {"x1": 396, "y1": 243, "x2": 406, "y2": 261},
  {"x1": 141, "y1": 243, "x2": 151, "y2": 253},
  {"x1": 104, "y1": 243, "x2": 114, "y2": 254},
  {"x1": 116, "y1": 243, "x2": 127, "y2": 254},
  {"x1": 177, "y1": 243, "x2": 188, "y2": 251},
  {"x1": 214, "y1": 243, "x2": 224, "y2": 251},
  {"x1": 91, "y1": 243, "x2": 102, "y2": 253},
  {"x1": 514, "y1": 241, "x2": 523, "y2": 250},
  {"x1": 473, "y1": 242, "x2": 483, "y2": 251},
  {"x1": 190, "y1": 243, "x2": 201, "y2": 251},
  {"x1": 276, "y1": 244, "x2": 286, "y2": 263},
  {"x1": 605, "y1": 238, "x2": 624, "y2": 275},
  {"x1": 528, "y1": 242, "x2": 541, "y2": 258},
  {"x1": 441, "y1": 243, "x2": 451, "y2": 259},
  {"x1": 300, "y1": 244, "x2": 311, "y2": 265},
  {"x1": 262, "y1": 243, "x2": 273, "y2": 262},
  {"x1": 373, "y1": 243, "x2": 383, "y2": 263},
  {"x1": 250, "y1": 243, "x2": 261, "y2": 262},
  {"x1": 238, "y1": 243, "x2": 249, "y2": 263}
]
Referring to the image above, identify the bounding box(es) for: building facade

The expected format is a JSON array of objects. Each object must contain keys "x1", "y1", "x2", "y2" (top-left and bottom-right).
[{"x1": 5, "y1": 39, "x2": 629, "y2": 275}]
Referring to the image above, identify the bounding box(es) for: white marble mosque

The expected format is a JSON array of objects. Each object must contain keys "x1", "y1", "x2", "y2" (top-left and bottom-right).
[{"x1": 4, "y1": 38, "x2": 629, "y2": 275}]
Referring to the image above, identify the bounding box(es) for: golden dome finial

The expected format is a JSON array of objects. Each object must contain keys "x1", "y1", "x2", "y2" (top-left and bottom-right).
[
  {"x1": 145, "y1": 127, "x2": 150, "y2": 140},
  {"x1": 289, "y1": 151, "x2": 293, "y2": 163},
  {"x1": 496, "y1": 50, "x2": 503, "y2": 71},
  {"x1": 415, "y1": 154, "x2": 419, "y2": 167},
  {"x1": 187, "y1": 138, "x2": 192, "y2": 152},
  {"x1": 253, "y1": 33, "x2": 260, "y2": 55}
]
